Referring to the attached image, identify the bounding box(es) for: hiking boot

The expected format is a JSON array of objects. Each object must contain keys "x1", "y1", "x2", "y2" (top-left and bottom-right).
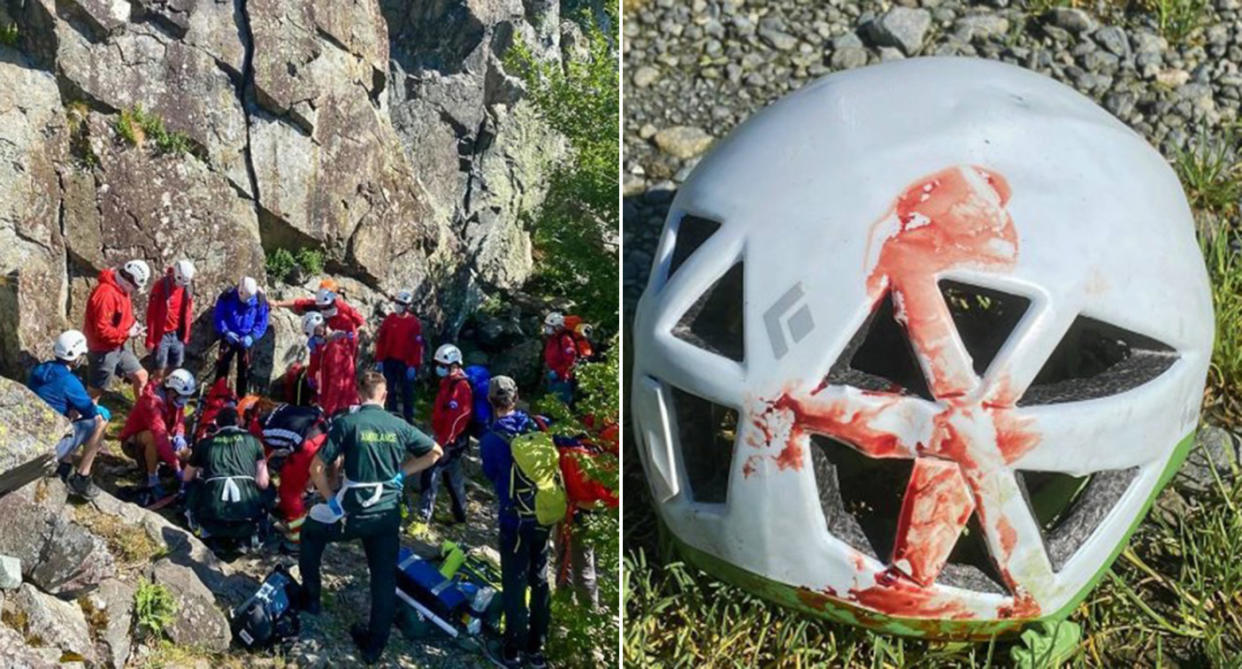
[
  {"x1": 525, "y1": 651, "x2": 548, "y2": 669},
  {"x1": 482, "y1": 638, "x2": 521, "y2": 669},
  {"x1": 349, "y1": 623, "x2": 380, "y2": 665},
  {"x1": 66, "y1": 472, "x2": 100, "y2": 500}
]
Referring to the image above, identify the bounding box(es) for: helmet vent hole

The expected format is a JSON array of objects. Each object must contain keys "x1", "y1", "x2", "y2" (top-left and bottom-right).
[
  {"x1": 826, "y1": 293, "x2": 933, "y2": 400},
  {"x1": 669, "y1": 386, "x2": 738, "y2": 504},
  {"x1": 667, "y1": 214, "x2": 722, "y2": 280},
  {"x1": 1017, "y1": 467, "x2": 1138, "y2": 572},
  {"x1": 935, "y1": 515, "x2": 1010, "y2": 595},
  {"x1": 939, "y1": 280, "x2": 1031, "y2": 377},
  {"x1": 809, "y1": 435, "x2": 912, "y2": 560},
  {"x1": 1018, "y1": 316, "x2": 1177, "y2": 406},
  {"x1": 672, "y1": 262, "x2": 745, "y2": 362}
]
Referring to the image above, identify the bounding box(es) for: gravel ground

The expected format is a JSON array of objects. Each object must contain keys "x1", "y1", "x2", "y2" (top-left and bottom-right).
[{"x1": 622, "y1": 0, "x2": 1242, "y2": 312}]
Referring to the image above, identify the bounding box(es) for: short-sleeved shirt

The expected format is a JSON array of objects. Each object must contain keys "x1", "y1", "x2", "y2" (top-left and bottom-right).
[
  {"x1": 190, "y1": 426, "x2": 265, "y2": 521},
  {"x1": 317, "y1": 404, "x2": 436, "y2": 516}
]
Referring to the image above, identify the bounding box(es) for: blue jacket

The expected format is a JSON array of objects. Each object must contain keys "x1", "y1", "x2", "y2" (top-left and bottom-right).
[
  {"x1": 213, "y1": 288, "x2": 269, "y2": 339},
  {"x1": 28, "y1": 361, "x2": 97, "y2": 420},
  {"x1": 480, "y1": 410, "x2": 540, "y2": 529}
]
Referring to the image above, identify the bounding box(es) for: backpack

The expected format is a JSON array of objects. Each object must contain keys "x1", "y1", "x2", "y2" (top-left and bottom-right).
[
  {"x1": 463, "y1": 365, "x2": 492, "y2": 433},
  {"x1": 505, "y1": 420, "x2": 568, "y2": 526},
  {"x1": 563, "y1": 315, "x2": 594, "y2": 360},
  {"x1": 231, "y1": 565, "x2": 302, "y2": 649}
]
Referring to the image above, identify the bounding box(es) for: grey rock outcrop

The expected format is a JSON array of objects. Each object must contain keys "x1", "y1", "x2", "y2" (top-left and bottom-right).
[
  {"x1": 148, "y1": 560, "x2": 231, "y2": 652},
  {"x1": 83, "y1": 578, "x2": 135, "y2": 669},
  {"x1": 0, "y1": 482, "x2": 115, "y2": 596},
  {"x1": 3, "y1": 583, "x2": 96, "y2": 665},
  {"x1": 0, "y1": 378, "x2": 69, "y2": 475}
]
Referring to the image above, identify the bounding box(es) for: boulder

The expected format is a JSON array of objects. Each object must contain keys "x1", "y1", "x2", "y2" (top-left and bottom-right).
[
  {"x1": 148, "y1": 560, "x2": 231, "y2": 652},
  {"x1": 82, "y1": 578, "x2": 135, "y2": 669},
  {"x1": 1177, "y1": 425, "x2": 1240, "y2": 494},
  {"x1": 0, "y1": 621, "x2": 56, "y2": 668},
  {"x1": 0, "y1": 482, "x2": 115, "y2": 596},
  {"x1": 489, "y1": 338, "x2": 544, "y2": 389},
  {"x1": 0, "y1": 378, "x2": 70, "y2": 477},
  {"x1": 3, "y1": 583, "x2": 96, "y2": 664},
  {"x1": 0, "y1": 556, "x2": 20, "y2": 591},
  {"x1": 0, "y1": 47, "x2": 70, "y2": 379}
]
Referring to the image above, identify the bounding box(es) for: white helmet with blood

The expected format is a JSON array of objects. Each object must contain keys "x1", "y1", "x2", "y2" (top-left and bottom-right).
[{"x1": 630, "y1": 58, "x2": 1212, "y2": 637}]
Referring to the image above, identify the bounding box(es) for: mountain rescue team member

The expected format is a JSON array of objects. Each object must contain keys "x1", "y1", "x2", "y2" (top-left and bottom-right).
[
  {"x1": 145, "y1": 259, "x2": 196, "y2": 384},
  {"x1": 300, "y1": 371, "x2": 442, "y2": 665},
  {"x1": 373, "y1": 289, "x2": 424, "y2": 423},
  {"x1": 183, "y1": 407, "x2": 270, "y2": 539},
  {"x1": 303, "y1": 312, "x2": 360, "y2": 416},
  {"x1": 119, "y1": 368, "x2": 196, "y2": 501},
  {"x1": 416, "y1": 344, "x2": 471, "y2": 526},
  {"x1": 542, "y1": 311, "x2": 577, "y2": 405},
  {"x1": 562, "y1": 314, "x2": 595, "y2": 361},
  {"x1": 213, "y1": 276, "x2": 269, "y2": 396},
  {"x1": 83, "y1": 259, "x2": 151, "y2": 399},
  {"x1": 27, "y1": 330, "x2": 111, "y2": 500},
  {"x1": 246, "y1": 398, "x2": 328, "y2": 551},
  {"x1": 274, "y1": 286, "x2": 366, "y2": 335},
  {"x1": 479, "y1": 376, "x2": 551, "y2": 669}
]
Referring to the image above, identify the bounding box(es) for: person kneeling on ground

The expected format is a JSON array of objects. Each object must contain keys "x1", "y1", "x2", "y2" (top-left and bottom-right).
[
  {"x1": 183, "y1": 407, "x2": 270, "y2": 546},
  {"x1": 27, "y1": 330, "x2": 111, "y2": 500},
  {"x1": 416, "y1": 343, "x2": 472, "y2": 527},
  {"x1": 245, "y1": 398, "x2": 327, "y2": 552},
  {"x1": 119, "y1": 368, "x2": 196, "y2": 503},
  {"x1": 299, "y1": 371, "x2": 442, "y2": 665},
  {"x1": 479, "y1": 376, "x2": 551, "y2": 669}
]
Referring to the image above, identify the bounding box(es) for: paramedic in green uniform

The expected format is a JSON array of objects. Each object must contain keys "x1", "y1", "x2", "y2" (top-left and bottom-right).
[
  {"x1": 182, "y1": 407, "x2": 270, "y2": 538},
  {"x1": 300, "y1": 370, "x2": 442, "y2": 664}
]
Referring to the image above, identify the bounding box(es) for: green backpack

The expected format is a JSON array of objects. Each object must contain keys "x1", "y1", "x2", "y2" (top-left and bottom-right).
[{"x1": 509, "y1": 430, "x2": 568, "y2": 526}]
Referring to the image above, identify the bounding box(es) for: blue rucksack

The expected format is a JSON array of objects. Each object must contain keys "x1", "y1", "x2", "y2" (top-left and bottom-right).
[{"x1": 463, "y1": 365, "x2": 492, "y2": 435}]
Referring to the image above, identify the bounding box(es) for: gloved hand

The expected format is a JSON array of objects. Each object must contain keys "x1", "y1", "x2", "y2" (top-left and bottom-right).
[
  {"x1": 95, "y1": 404, "x2": 111, "y2": 422},
  {"x1": 128, "y1": 322, "x2": 146, "y2": 339},
  {"x1": 242, "y1": 335, "x2": 254, "y2": 348},
  {"x1": 224, "y1": 331, "x2": 240, "y2": 346},
  {"x1": 391, "y1": 471, "x2": 405, "y2": 487},
  {"x1": 547, "y1": 370, "x2": 559, "y2": 382},
  {"x1": 374, "y1": 362, "x2": 383, "y2": 373},
  {"x1": 405, "y1": 366, "x2": 417, "y2": 382},
  {"x1": 172, "y1": 435, "x2": 188, "y2": 452},
  {"x1": 307, "y1": 377, "x2": 317, "y2": 390},
  {"x1": 309, "y1": 498, "x2": 345, "y2": 524},
  {"x1": 328, "y1": 497, "x2": 343, "y2": 516}
]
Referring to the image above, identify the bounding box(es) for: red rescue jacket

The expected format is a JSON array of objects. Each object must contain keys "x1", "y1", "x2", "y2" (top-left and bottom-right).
[
  {"x1": 119, "y1": 382, "x2": 186, "y2": 466},
  {"x1": 292, "y1": 297, "x2": 365, "y2": 333},
  {"x1": 543, "y1": 330, "x2": 578, "y2": 380},
  {"x1": 84, "y1": 269, "x2": 136, "y2": 353},
  {"x1": 308, "y1": 333, "x2": 359, "y2": 416},
  {"x1": 375, "y1": 312, "x2": 424, "y2": 367},
  {"x1": 432, "y1": 372, "x2": 472, "y2": 445},
  {"x1": 145, "y1": 271, "x2": 193, "y2": 350}
]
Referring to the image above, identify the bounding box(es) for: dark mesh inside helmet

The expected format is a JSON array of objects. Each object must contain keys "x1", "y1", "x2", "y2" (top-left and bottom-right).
[
  {"x1": 936, "y1": 515, "x2": 1009, "y2": 595},
  {"x1": 667, "y1": 214, "x2": 722, "y2": 279},
  {"x1": 672, "y1": 262, "x2": 745, "y2": 362},
  {"x1": 809, "y1": 435, "x2": 912, "y2": 561},
  {"x1": 669, "y1": 385, "x2": 738, "y2": 504},
  {"x1": 1018, "y1": 316, "x2": 1177, "y2": 406},
  {"x1": 940, "y1": 280, "x2": 1031, "y2": 377},
  {"x1": 823, "y1": 293, "x2": 934, "y2": 400},
  {"x1": 1017, "y1": 467, "x2": 1138, "y2": 572}
]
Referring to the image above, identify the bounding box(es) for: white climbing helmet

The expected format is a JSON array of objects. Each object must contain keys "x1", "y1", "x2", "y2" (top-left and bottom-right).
[
  {"x1": 53, "y1": 330, "x2": 88, "y2": 362},
  {"x1": 238, "y1": 276, "x2": 258, "y2": 300},
  {"x1": 164, "y1": 368, "x2": 196, "y2": 398},
  {"x1": 544, "y1": 311, "x2": 565, "y2": 329},
  {"x1": 629, "y1": 58, "x2": 1213, "y2": 638},
  {"x1": 121, "y1": 259, "x2": 151, "y2": 292},
  {"x1": 315, "y1": 288, "x2": 336, "y2": 307},
  {"x1": 395, "y1": 290, "x2": 413, "y2": 306},
  {"x1": 172, "y1": 259, "x2": 196, "y2": 286},
  {"x1": 302, "y1": 311, "x2": 325, "y2": 337},
  {"x1": 434, "y1": 343, "x2": 463, "y2": 366}
]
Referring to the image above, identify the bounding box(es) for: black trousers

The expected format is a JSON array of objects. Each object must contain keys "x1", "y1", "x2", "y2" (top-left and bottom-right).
[
  {"x1": 215, "y1": 341, "x2": 251, "y2": 395},
  {"x1": 300, "y1": 509, "x2": 400, "y2": 657},
  {"x1": 500, "y1": 521, "x2": 552, "y2": 656},
  {"x1": 381, "y1": 358, "x2": 416, "y2": 423}
]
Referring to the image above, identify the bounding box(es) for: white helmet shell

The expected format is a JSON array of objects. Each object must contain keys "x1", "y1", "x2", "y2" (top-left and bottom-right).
[
  {"x1": 238, "y1": 276, "x2": 258, "y2": 300},
  {"x1": 122, "y1": 260, "x2": 151, "y2": 291},
  {"x1": 302, "y1": 311, "x2": 325, "y2": 336},
  {"x1": 173, "y1": 259, "x2": 196, "y2": 286},
  {"x1": 53, "y1": 330, "x2": 88, "y2": 362},
  {"x1": 544, "y1": 312, "x2": 565, "y2": 329},
  {"x1": 164, "y1": 368, "x2": 196, "y2": 397},
  {"x1": 434, "y1": 343, "x2": 462, "y2": 366},
  {"x1": 630, "y1": 58, "x2": 1212, "y2": 637},
  {"x1": 315, "y1": 288, "x2": 336, "y2": 307},
  {"x1": 395, "y1": 290, "x2": 413, "y2": 305}
]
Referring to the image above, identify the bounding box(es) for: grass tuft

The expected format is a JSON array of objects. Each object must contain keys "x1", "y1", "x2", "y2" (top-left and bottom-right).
[
  {"x1": 75, "y1": 504, "x2": 166, "y2": 564},
  {"x1": 1175, "y1": 129, "x2": 1242, "y2": 217},
  {"x1": 0, "y1": 23, "x2": 18, "y2": 48},
  {"x1": 133, "y1": 580, "x2": 177, "y2": 641},
  {"x1": 1144, "y1": 0, "x2": 1210, "y2": 43},
  {"x1": 113, "y1": 105, "x2": 194, "y2": 156}
]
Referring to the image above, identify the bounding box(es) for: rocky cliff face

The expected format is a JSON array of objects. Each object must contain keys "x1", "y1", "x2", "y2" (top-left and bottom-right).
[{"x1": 0, "y1": 0, "x2": 571, "y2": 384}]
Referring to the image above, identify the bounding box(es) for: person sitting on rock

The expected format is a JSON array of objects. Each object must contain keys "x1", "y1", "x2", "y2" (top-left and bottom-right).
[
  {"x1": 304, "y1": 312, "x2": 360, "y2": 417},
  {"x1": 83, "y1": 259, "x2": 151, "y2": 400},
  {"x1": 119, "y1": 368, "x2": 196, "y2": 503},
  {"x1": 27, "y1": 330, "x2": 111, "y2": 500},
  {"x1": 242, "y1": 397, "x2": 327, "y2": 552},
  {"x1": 300, "y1": 371, "x2": 441, "y2": 665},
  {"x1": 145, "y1": 259, "x2": 196, "y2": 385},
  {"x1": 542, "y1": 311, "x2": 578, "y2": 405},
  {"x1": 183, "y1": 407, "x2": 270, "y2": 547},
  {"x1": 213, "y1": 276, "x2": 269, "y2": 396},
  {"x1": 415, "y1": 344, "x2": 472, "y2": 528},
  {"x1": 373, "y1": 289, "x2": 424, "y2": 423},
  {"x1": 273, "y1": 282, "x2": 366, "y2": 335}
]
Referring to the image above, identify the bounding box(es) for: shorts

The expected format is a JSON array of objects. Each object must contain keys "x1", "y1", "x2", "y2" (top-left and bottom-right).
[
  {"x1": 87, "y1": 347, "x2": 142, "y2": 390},
  {"x1": 55, "y1": 418, "x2": 99, "y2": 460},
  {"x1": 155, "y1": 332, "x2": 186, "y2": 370}
]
